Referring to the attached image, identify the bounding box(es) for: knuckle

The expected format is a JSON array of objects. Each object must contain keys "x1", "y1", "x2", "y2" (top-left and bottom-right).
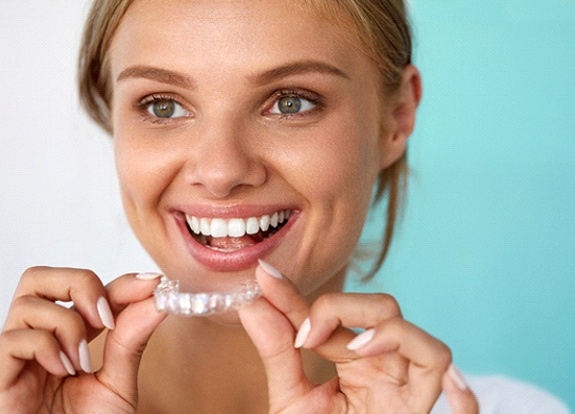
[
  {"x1": 312, "y1": 292, "x2": 346, "y2": 313},
  {"x1": 435, "y1": 342, "x2": 453, "y2": 368},
  {"x1": 19, "y1": 265, "x2": 50, "y2": 285},
  {"x1": 22, "y1": 265, "x2": 49, "y2": 278},
  {"x1": 74, "y1": 268, "x2": 100, "y2": 287},
  {"x1": 0, "y1": 328, "x2": 50, "y2": 350},
  {"x1": 370, "y1": 293, "x2": 402, "y2": 316},
  {"x1": 10, "y1": 294, "x2": 36, "y2": 311},
  {"x1": 0, "y1": 331, "x2": 11, "y2": 348}
]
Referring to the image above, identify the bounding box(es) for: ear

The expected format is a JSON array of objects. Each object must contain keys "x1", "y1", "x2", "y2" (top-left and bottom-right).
[{"x1": 379, "y1": 65, "x2": 422, "y2": 170}]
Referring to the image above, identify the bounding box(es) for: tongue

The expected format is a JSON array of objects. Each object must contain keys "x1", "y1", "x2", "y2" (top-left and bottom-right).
[{"x1": 207, "y1": 235, "x2": 258, "y2": 250}]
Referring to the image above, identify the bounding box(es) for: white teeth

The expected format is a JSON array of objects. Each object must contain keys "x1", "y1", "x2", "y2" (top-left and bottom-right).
[
  {"x1": 185, "y1": 210, "x2": 291, "y2": 238},
  {"x1": 246, "y1": 217, "x2": 259, "y2": 235},
  {"x1": 210, "y1": 218, "x2": 227, "y2": 238},
  {"x1": 228, "y1": 218, "x2": 246, "y2": 238},
  {"x1": 200, "y1": 218, "x2": 210, "y2": 236},
  {"x1": 270, "y1": 212, "x2": 278, "y2": 228},
  {"x1": 259, "y1": 215, "x2": 270, "y2": 232},
  {"x1": 190, "y1": 216, "x2": 200, "y2": 234}
]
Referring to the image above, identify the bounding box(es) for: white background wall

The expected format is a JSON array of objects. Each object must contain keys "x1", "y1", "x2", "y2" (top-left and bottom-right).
[{"x1": 0, "y1": 0, "x2": 158, "y2": 322}]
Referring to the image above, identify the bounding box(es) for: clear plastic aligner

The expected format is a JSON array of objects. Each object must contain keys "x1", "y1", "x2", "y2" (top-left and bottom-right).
[{"x1": 154, "y1": 276, "x2": 262, "y2": 317}]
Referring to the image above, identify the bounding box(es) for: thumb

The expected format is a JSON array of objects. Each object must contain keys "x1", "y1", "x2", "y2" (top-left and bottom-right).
[
  {"x1": 96, "y1": 273, "x2": 167, "y2": 405},
  {"x1": 238, "y1": 297, "x2": 312, "y2": 411},
  {"x1": 443, "y1": 364, "x2": 479, "y2": 414}
]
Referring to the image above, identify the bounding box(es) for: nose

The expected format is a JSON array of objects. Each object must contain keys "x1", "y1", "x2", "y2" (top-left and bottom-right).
[{"x1": 184, "y1": 120, "x2": 267, "y2": 198}]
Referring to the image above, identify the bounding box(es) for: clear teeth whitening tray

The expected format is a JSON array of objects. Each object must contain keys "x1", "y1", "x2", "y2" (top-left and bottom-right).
[{"x1": 154, "y1": 276, "x2": 262, "y2": 316}]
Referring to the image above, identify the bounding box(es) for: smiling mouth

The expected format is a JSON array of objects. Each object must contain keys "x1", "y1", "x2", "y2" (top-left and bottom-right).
[{"x1": 185, "y1": 209, "x2": 291, "y2": 252}]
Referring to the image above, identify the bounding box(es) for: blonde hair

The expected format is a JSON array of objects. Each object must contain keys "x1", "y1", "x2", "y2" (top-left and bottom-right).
[{"x1": 78, "y1": 0, "x2": 413, "y2": 280}]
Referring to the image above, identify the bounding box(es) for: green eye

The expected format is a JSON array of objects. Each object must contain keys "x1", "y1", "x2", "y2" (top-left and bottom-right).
[
  {"x1": 277, "y1": 96, "x2": 302, "y2": 114},
  {"x1": 146, "y1": 99, "x2": 189, "y2": 119},
  {"x1": 271, "y1": 95, "x2": 316, "y2": 115}
]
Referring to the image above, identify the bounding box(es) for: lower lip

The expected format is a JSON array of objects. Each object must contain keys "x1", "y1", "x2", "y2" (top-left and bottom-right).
[{"x1": 174, "y1": 211, "x2": 297, "y2": 272}]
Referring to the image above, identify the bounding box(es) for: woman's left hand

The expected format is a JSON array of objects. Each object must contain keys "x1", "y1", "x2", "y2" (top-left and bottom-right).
[{"x1": 238, "y1": 262, "x2": 478, "y2": 414}]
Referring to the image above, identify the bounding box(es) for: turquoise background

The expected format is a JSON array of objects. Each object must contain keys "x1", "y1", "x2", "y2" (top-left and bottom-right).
[{"x1": 346, "y1": 1, "x2": 574, "y2": 410}]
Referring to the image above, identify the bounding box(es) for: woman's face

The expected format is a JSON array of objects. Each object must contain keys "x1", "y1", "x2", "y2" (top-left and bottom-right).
[{"x1": 109, "y1": 0, "x2": 402, "y2": 295}]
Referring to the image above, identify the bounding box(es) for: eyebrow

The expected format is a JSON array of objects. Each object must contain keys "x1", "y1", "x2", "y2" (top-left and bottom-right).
[
  {"x1": 116, "y1": 66, "x2": 196, "y2": 89},
  {"x1": 116, "y1": 60, "x2": 350, "y2": 88},
  {"x1": 249, "y1": 60, "x2": 351, "y2": 85}
]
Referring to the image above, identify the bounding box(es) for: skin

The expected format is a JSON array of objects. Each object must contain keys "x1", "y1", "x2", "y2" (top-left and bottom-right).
[
  {"x1": 0, "y1": 0, "x2": 478, "y2": 413},
  {"x1": 110, "y1": 0, "x2": 388, "y2": 298}
]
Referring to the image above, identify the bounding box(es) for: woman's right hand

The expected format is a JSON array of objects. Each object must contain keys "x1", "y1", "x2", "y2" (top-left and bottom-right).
[{"x1": 0, "y1": 266, "x2": 166, "y2": 413}]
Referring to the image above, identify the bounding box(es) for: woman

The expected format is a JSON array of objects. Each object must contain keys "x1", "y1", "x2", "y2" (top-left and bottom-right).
[{"x1": 0, "y1": 0, "x2": 488, "y2": 412}]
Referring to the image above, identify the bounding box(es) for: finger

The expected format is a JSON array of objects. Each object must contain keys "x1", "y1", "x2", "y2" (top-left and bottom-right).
[
  {"x1": 301, "y1": 292, "x2": 402, "y2": 349},
  {"x1": 83, "y1": 271, "x2": 164, "y2": 341},
  {"x1": 0, "y1": 329, "x2": 73, "y2": 388},
  {"x1": 9, "y1": 267, "x2": 109, "y2": 332},
  {"x1": 442, "y1": 365, "x2": 479, "y2": 414},
  {"x1": 238, "y1": 296, "x2": 312, "y2": 411},
  {"x1": 255, "y1": 260, "x2": 309, "y2": 324},
  {"x1": 3, "y1": 295, "x2": 88, "y2": 373},
  {"x1": 104, "y1": 272, "x2": 164, "y2": 311},
  {"x1": 299, "y1": 293, "x2": 408, "y2": 384},
  {"x1": 256, "y1": 260, "x2": 357, "y2": 363},
  {"x1": 96, "y1": 273, "x2": 166, "y2": 403},
  {"x1": 347, "y1": 318, "x2": 451, "y2": 413}
]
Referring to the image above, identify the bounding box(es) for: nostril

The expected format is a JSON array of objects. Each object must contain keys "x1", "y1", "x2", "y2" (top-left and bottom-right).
[{"x1": 182, "y1": 128, "x2": 267, "y2": 197}]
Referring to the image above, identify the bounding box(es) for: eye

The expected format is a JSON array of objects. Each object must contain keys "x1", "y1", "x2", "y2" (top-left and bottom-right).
[
  {"x1": 270, "y1": 94, "x2": 317, "y2": 115},
  {"x1": 146, "y1": 98, "x2": 190, "y2": 119}
]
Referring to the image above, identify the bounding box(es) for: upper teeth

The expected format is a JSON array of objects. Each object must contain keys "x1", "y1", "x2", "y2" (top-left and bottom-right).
[{"x1": 185, "y1": 210, "x2": 290, "y2": 238}]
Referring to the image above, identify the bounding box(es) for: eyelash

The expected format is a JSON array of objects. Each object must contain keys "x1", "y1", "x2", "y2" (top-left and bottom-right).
[
  {"x1": 134, "y1": 89, "x2": 322, "y2": 124},
  {"x1": 135, "y1": 94, "x2": 191, "y2": 125},
  {"x1": 266, "y1": 89, "x2": 322, "y2": 118}
]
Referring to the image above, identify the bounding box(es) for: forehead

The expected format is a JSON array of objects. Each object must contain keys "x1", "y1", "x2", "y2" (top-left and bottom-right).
[{"x1": 108, "y1": 0, "x2": 373, "y2": 83}]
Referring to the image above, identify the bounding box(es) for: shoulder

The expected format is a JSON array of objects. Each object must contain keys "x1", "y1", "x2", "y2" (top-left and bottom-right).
[{"x1": 432, "y1": 375, "x2": 571, "y2": 414}]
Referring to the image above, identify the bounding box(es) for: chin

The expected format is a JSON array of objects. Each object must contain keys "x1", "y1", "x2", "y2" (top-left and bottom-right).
[{"x1": 205, "y1": 310, "x2": 243, "y2": 326}]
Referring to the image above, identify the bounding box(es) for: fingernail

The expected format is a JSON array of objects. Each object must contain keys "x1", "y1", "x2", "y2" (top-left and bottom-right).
[
  {"x1": 294, "y1": 317, "x2": 311, "y2": 348},
  {"x1": 136, "y1": 272, "x2": 163, "y2": 280},
  {"x1": 448, "y1": 364, "x2": 468, "y2": 391},
  {"x1": 347, "y1": 328, "x2": 376, "y2": 351},
  {"x1": 79, "y1": 339, "x2": 92, "y2": 373},
  {"x1": 258, "y1": 259, "x2": 283, "y2": 279},
  {"x1": 59, "y1": 351, "x2": 76, "y2": 376},
  {"x1": 96, "y1": 296, "x2": 115, "y2": 330}
]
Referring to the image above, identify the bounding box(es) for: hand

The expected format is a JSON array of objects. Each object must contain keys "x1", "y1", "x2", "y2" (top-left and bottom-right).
[
  {"x1": 239, "y1": 261, "x2": 479, "y2": 413},
  {"x1": 0, "y1": 267, "x2": 166, "y2": 413}
]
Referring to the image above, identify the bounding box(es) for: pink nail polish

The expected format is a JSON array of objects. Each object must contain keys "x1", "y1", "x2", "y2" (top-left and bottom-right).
[
  {"x1": 347, "y1": 328, "x2": 375, "y2": 351},
  {"x1": 258, "y1": 259, "x2": 283, "y2": 279},
  {"x1": 448, "y1": 364, "x2": 468, "y2": 391},
  {"x1": 78, "y1": 339, "x2": 92, "y2": 373},
  {"x1": 136, "y1": 272, "x2": 163, "y2": 280},
  {"x1": 294, "y1": 317, "x2": 311, "y2": 348},
  {"x1": 96, "y1": 296, "x2": 115, "y2": 330},
  {"x1": 59, "y1": 351, "x2": 76, "y2": 376}
]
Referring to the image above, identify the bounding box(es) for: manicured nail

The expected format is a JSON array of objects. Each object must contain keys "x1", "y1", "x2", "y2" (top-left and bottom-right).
[
  {"x1": 96, "y1": 296, "x2": 115, "y2": 330},
  {"x1": 258, "y1": 259, "x2": 283, "y2": 279},
  {"x1": 59, "y1": 351, "x2": 76, "y2": 376},
  {"x1": 78, "y1": 339, "x2": 92, "y2": 373},
  {"x1": 294, "y1": 317, "x2": 311, "y2": 348},
  {"x1": 136, "y1": 272, "x2": 163, "y2": 280},
  {"x1": 347, "y1": 328, "x2": 376, "y2": 351},
  {"x1": 448, "y1": 364, "x2": 468, "y2": 391}
]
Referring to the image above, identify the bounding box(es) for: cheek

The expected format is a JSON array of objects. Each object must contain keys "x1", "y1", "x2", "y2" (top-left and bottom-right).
[
  {"x1": 113, "y1": 125, "x2": 177, "y2": 219},
  {"x1": 290, "y1": 118, "x2": 381, "y2": 210}
]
